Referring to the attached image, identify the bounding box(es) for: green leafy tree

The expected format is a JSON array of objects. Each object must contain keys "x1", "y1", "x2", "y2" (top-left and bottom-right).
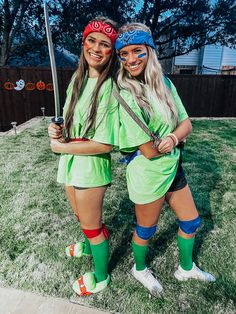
[
  {"x1": 1, "y1": 0, "x2": 235, "y2": 66},
  {"x1": 54, "y1": 0, "x2": 136, "y2": 55},
  {"x1": 136, "y1": 0, "x2": 236, "y2": 59},
  {"x1": 0, "y1": 0, "x2": 33, "y2": 66},
  {"x1": 0, "y1": 0, "x2": 136, "y2": 66}
]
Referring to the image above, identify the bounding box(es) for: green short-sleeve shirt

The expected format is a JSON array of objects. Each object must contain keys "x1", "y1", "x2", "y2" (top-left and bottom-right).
[
  {"x1": 119, "y1": 80, "x2": 188, "y2": 204},
  {"x1": 57, "y1": 77, "x2": 119, "y2": 187}
]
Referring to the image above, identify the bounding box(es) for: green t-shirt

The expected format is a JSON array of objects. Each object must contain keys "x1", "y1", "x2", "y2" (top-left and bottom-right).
[
  {"x1": 57, "y1": 77, "x2": 119, "y2": 187},
  {"x1": 119, "y1": 80, "x2": 188, "y2": 204}
]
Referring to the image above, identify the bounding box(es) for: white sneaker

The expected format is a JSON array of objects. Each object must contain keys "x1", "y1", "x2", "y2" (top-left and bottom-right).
[
  {"x1": 174, "y1": 262, "x2": 216, "y2": 282},
  {"x1": 131, "y1": 264, "x2": 163, "y2": 297}
]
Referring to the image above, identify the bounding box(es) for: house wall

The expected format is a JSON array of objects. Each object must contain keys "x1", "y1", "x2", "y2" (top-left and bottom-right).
[
  {"x1": 201, "y1": 45, "x2": 223, "y2": 74},
  {"x1": 174, "y1": 49, "x2": 199, "y2": 66},
  {"x1": 222, "y1": 47, "x2": 236, "y2": 66},
  {"x1": 174, "y1": 44, "x2": 236, "y2": 74}
]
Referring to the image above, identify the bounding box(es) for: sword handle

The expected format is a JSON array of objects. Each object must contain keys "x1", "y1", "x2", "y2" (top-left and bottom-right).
[
  {"x1": 51, "y1": 116, "x2": 64, "y2": 155},
  {"x1": 51, "y1": 116, "x2": 64, "y2": 126}
]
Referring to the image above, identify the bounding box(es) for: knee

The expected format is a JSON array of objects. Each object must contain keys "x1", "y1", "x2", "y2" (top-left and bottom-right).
[
  {"x1": 178, "y1": 216, "x2": 201, "y2": 234},
  {"x1": 136, "y1": 224, "x2": 157, "y2": 240},
  {"x1": 82, "y1": 223, "x2": 109, "y2": 240}
]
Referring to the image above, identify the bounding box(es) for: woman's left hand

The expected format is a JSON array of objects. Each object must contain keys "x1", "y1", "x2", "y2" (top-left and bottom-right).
[
  {"x1": 157, "y1": 137, "x2": 174, "y2": 154},
  {"x1": 50, "y1": 139, "x2": 67, "y2": 154}
]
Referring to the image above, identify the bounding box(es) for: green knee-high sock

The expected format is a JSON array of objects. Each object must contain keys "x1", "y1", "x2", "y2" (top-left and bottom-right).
[
  {"x1": 83, "y1": 234, "x2": 92, "y2": 255},
  {"x1": 90, "y1": 239, "x2": 109, "y2": 282},
  {"x1": 177, "y1": 235, "x2": 195, "y2": 271},
  {"x1": 132, "y1": 240, "x2": 148, "y2": 271}
]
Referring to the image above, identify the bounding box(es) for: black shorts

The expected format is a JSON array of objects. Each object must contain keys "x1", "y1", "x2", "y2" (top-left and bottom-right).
[
  {"x1": 167, "y1": 162, "x2": 187, "y2": 192},
  {"x1": 73, "y1": 183, "x2": 111, "y2": 190}
]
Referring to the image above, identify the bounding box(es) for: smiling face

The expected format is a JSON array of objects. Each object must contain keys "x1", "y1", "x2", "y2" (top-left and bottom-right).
[
  {"x1": 119, "y1": 45, "x2": 148, "y2": 78},
  {"x1": 83, "y1": 32, "x2": 113, "y2": 76}
]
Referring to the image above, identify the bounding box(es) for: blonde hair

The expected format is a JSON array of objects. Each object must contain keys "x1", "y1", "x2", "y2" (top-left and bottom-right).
[{"x1": 117, "y1": 23, "x2": 179, "y2": 128}]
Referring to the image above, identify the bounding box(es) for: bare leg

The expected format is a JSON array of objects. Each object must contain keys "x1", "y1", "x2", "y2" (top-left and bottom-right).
[
  {"x1": 65, "y1": 185, "x2": 79, "y2": 217},
  {"x1": 165, "y1": 184, "x2": 199, "y2": 239},
  {"x1": 74, "y1": 186, "x2": 107, "y2": 244},
  {"x1": 64, "y1": 185, "x2": 90, "y2": 256},
  {"x1": 133, "y1": 196, "x2": 165, "y2": 245}
]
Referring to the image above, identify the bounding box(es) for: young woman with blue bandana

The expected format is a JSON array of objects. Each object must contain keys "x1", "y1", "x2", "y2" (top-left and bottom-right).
[{"x1": 115, "y1": 23, "x2": 215, "y2": 297}]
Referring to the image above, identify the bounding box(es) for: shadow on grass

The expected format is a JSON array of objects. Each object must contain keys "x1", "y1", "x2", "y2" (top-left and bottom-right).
[
  {"x1": 108, "y1": 196, "x2": 135, "y2": 273},
  {"x1": 191, "y1": 143, "x2": 221, "y2": 264},
  {"x1": 110, "y1": 139, "x2": 222, "y2": 273},
  {"x1": 147, "y1": 222, "x2": 178, "y2": 265},
  {"x1": 202, "y1": 276, "x2": 236, "y2": 306},
  {"x1": 137, "y1": 143, "x2": 221, "y2": 268}
]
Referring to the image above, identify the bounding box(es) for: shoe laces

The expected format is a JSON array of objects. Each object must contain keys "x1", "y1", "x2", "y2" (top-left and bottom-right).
[
  {"x1": 143, "y1": 268, "x2": 159, "y2": 286},
  {"x1": 193, "y1": 264, "x2": 209, "y2": 278}
]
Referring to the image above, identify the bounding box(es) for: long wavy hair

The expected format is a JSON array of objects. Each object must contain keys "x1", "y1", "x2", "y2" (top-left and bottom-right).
[
  {"x1": 117, "y1": 23, "x2": 179, "y2": 127},
  {"x1": 64, "y1": 17, "x2": 118, "y2": 139}
]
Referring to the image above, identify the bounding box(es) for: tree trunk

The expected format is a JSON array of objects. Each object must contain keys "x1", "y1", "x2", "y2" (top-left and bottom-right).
[
  {"x1": 0, "y1": 0, "x2": 30, "y2": 66},
  {"x1": 0, "y1": 41, "x2": 10, "y2": 66},
  {"x1": 0, "y1": 0, "x2": 11, "y2": 66}
]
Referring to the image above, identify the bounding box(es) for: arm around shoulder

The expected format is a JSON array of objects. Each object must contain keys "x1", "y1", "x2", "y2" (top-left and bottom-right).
[
  {"x1": 62, "y1": 140, "x2": 112, "y2": 155},
  {"x1": 50, "y1": 139, "x2": 112, "y2": 155},
  {"x1": 138, "y1": 141, "x2": 162, "y2": 159}
]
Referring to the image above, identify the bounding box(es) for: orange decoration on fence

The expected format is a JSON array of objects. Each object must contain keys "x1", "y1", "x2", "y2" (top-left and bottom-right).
[
  {"x1": 4, "y1": 81, "x2": 15, "y2": 90},
  {"x1": 25, "y1": 82, "x2": 35, "y2": 91},
  {"x1": 46, "y1": 83, "x2": 54, "y2": 91},
  {"x1": 36, "y1": 81, "x2": 46, "y2": 90}
]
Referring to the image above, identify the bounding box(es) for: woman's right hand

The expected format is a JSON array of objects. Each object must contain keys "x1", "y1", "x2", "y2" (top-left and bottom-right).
[
  {"x1": 48, "y1": 123, "x2": 64, "y2": 139},
  {"x1": 157, "y1": 137, "x2": 174, "y2": 154}
]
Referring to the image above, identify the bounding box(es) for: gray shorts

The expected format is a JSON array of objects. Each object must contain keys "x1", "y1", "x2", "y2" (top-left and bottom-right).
[{"x1": 73, "y1": 183, "x2": 111, "y2": 190}]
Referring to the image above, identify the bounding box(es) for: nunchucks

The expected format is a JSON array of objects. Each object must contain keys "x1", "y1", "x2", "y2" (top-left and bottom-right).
[{"x1": 44, "y1": 1, "x2": 64, "y2": 127}]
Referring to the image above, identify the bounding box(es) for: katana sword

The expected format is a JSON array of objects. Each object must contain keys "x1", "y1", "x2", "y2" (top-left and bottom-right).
[{"x1": 44, "y1": 1, "x2": 64, "y2": 126}]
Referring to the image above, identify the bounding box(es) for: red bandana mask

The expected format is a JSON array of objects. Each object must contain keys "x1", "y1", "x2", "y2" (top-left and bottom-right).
[{"x1": 82, "y1": 21, "x2": 117, "y2": 46}]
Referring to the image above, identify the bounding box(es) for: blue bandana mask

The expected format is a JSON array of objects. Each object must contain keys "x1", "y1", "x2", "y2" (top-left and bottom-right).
[{"x1": 115, "y1": 30, "x2": 156, "y2": 51}]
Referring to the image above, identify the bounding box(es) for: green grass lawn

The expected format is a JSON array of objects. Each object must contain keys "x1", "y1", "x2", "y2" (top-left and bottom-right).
[{"x1": 0, "y1": 118, "x2": 235, "y2": 313}]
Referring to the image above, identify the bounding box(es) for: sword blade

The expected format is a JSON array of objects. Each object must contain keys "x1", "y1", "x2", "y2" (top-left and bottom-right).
[{"x1": 44, "y1": 1, "x2": 60, "y2": 119}]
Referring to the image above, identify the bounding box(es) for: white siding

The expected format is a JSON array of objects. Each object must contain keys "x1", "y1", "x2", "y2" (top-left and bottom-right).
[
  {"x1": 222, "y1": 47, "x2": 236, "y2": 66},
  {"x1": 175, "y1": 49, "x2": 199, "y2": 66},
  {"x1": 173, "y1": 44, "x2": 236, "y2": 74},
  {"x1": 201, "y1": 45, "x2": 223, "y2": 74}
]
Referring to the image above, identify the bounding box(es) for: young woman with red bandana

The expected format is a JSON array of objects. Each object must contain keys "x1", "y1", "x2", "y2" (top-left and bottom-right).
[{"x1": 48, "y1": 17, "x2": 118, "y2": 295}]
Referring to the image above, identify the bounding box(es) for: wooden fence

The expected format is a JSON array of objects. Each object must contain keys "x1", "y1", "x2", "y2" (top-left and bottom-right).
[
  {"x1": 169, "y1": 74, "x2": 236, "y2": 118},
  {"x1": 0, "y1": 67, "x2": 235, "y2": 131},
  {"x1": 0, "y1": 67, "x2": 74, "y2": 131}
]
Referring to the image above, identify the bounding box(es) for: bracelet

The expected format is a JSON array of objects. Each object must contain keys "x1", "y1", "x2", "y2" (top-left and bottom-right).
[
  {"x1": 167, "y1": 136, "x2": 175, "y2": 146},
  {"x1": 167, "y1": 133, "x2": 179, "y2": 146}
]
